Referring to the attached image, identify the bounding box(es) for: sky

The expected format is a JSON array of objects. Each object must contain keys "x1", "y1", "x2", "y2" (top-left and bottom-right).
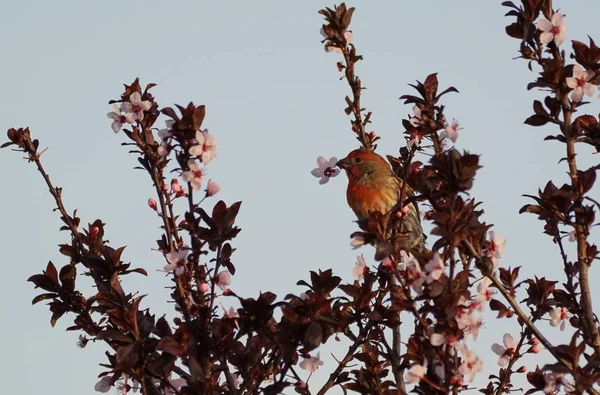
[{"x1": 1, "y1": 0, "x2": 600, "y2": 394}]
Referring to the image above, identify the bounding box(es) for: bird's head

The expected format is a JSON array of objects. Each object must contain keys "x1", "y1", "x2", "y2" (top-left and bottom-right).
[{"x1": 336, "y1": 148, "x2": 390, "y2": 184}]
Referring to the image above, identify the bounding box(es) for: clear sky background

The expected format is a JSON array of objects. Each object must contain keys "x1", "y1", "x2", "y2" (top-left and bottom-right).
[{"x1": 1, "y1": 1, "x2": 600, "y2": 394}]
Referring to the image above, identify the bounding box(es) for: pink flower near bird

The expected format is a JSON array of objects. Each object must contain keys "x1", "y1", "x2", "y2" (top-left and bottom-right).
[{"x1": 311, "y1": 156, "x2": 340, "y2": 185}]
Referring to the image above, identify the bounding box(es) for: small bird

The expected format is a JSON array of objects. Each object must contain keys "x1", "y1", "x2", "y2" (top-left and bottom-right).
[{"x1": 336, "y1": 148, "x2": 427, "y2": 260}]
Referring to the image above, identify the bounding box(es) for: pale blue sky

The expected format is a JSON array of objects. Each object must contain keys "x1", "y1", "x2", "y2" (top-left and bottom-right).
[{"x1": 2, "y1": 1, "x2": 600, "y2": 394}]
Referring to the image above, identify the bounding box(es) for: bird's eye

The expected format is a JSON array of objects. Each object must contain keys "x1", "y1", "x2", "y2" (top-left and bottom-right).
[{"x1": 355, "y1": 157, "x2": 362, "y2": 163}]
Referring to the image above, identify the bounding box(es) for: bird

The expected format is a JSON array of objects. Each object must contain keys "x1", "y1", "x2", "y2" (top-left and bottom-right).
[{"x1": 336, "y1": 148, "x2": 428, "y2": 261}]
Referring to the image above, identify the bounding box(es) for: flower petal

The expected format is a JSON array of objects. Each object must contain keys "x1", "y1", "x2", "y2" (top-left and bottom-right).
[
  {"x1": 555, "y1": 25, "x2": 567, "y2": 46},
  {"x1": 139, "y1": 100, "x2": 152, "y2": 111},
  {"x1": 565, "y1": 77, "x2": 577, "y2": 89},
  {"x1": 503, "y1": 333, "x2": 515, "y2": 348},
  {"x1": 584, "y1": 83, "x2": 596, "y2": 97},
  {"x1": 536, "y1": 18, "x2": 552, "y2": 32},
  {"x1": 551, "y1": 12, "x2": 563, "y2": 27},
  {"x1": 111, "y1": 121, "x2": 121, "y2": 133},
  {"x1": 571, "y1": 88, "x2": 584, "y2": 103},
  {"x1": 491, "y1": 343, "x2": 505, "y2": 356},
  {"x1": 539, "y1": 32, "x2": 554, "y2": 45},
  {"x1": 121, "y1": 102, "x2": 133, "y2": 113},
  {"x1": 129, "y1": 92, "x2": 141, "y2": 105},
  {"x1": 317, "y1": 156, "x2": 328, "y2": 168}
]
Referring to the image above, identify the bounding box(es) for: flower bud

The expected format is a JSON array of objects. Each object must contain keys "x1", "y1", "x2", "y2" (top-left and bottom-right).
[
  {"x1": 171, "y1": 178, "x2": 182, "y2": 193},
  {"x1": 148, "y1": 198, "x2": 158, "y2": 211},
  {"x1": 205, "y1": 179, "x2": 220, "y2": 197}
]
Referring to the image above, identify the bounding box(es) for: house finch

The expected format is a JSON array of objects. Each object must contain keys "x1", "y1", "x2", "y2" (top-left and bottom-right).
[{"x1": 337, "y1": 148, "x2": 427, "y2": 260}]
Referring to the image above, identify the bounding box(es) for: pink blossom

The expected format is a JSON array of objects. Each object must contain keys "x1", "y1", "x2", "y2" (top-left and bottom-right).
[
  {"x1": 474, "y1": 277, "x2": 496, "y2": 312},
  {"x1": 537, "y1": 13, "x2": 567, "y2": 47},
  {"x1": 458, "y1": 347, "x2": 483, "y2": 382},
  {"x1": 216, "y1": 271, "x2": 232, "y2": 291},
  {"x1": 405, "y1": 255, "x2": 425, "y2": 294},
  {"x1": 486, "y1": 231, "x2": 506, "y2": 268},
  {"x1": 405, "y1": 362, "x2": 427, "y2": 384},
  {"x1": 544, "y1": 372, "x2": 575, "y2": 394},
  {"x1": 568, "y1": 230, "x2": 577, "y2": 242},
  {"x1": 116, "y1": 374, "x2": 138, "y2": 394},
  {"x1": 205, "y1": 179, "x2": 220, "y2": 197},
  {"x1": 157, "y1": 141, "x2": 170, "y2": 159},
  {"x1": 171, "y1": 179, "x2": 187, "y2": 197},
  {"x1": 148, "y1": 198, "x2": 157, "y2": 211},
  {"x1": 408, "y1": 130, "x2": 422, "y2": 149},
  {"x1": 311, "y1": 156, "x2": 340, "y2": 185},
  {"x1": 199, "y1": 282, "x2": 209, "y2": 293},
  {"x1": 430, "y1": 332, "x2": 459, "y2": 348},
  {"x1": 529, "y1": 337, "x2": 542, "y2": 354},
  {"x1": 164, "y1": 249, "x2": 189, "y2": 276},
  {"x1": 299, "y1": 352, "x2": 323, "y2": 372},
  {"x1": 487, "y1": 231, "x2": 506, "y2": 258},
  {"x1": 343, "y1": 31, "x2": 354, "y2": 44},
  {"x1": 120, "y1": 92, "x2": 152, "y2": 123},
  {"x1": 399, "y1": 250, "x2": 419, "y2": 271},
  {"x1": 181, "y1": 160, "x2": 204, "y2": 191},
  {"x1": 189, "y1": 129, "x2": 217, "y2": 165},
  {"x1": 455, "y1": 295, "x2": 477, "y2": 330},
  {"x1": 171, "y1": 178, "x2": 182, "y2": 193},
  {"x1": 107, "y1": 104, "x2": 127, "y2": 133},
  {"x1": 566, "y1": 65, "x2": 595, "y2": 102},
  {"x1": 352, "y1": 255, "x2": 367, "y2": 281},
  {"x1": 94, "y1": 376, "x2": 112, "y2": 393},
  {"x1": 464, "y1": 318, "x2": 482, "y2": 341},
  {"x1": 441, "y1": 120, "x2": 460, "y2": 143},
  {"x1": 425, "y1": 252, "x2": 444, "y2": 284},
  {"x1": 491, "y1": 333, "x2": 518, "y2": 367},
  {"x1": 409, "y1": 105, "x2": 423, "y2": 127},
  {"x1": 549, "y1": 307, "x2": 571, "y2": 331}
]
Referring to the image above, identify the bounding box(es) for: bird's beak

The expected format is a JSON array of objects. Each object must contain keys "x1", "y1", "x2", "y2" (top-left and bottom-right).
[{"x1": 336, "y1": 157, "x2": 351, "y2": 170}]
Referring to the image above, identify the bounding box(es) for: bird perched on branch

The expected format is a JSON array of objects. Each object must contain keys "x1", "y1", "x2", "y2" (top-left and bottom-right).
[{"x1": 336, "y1": 148, "x2": 428, "y2": 261}]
